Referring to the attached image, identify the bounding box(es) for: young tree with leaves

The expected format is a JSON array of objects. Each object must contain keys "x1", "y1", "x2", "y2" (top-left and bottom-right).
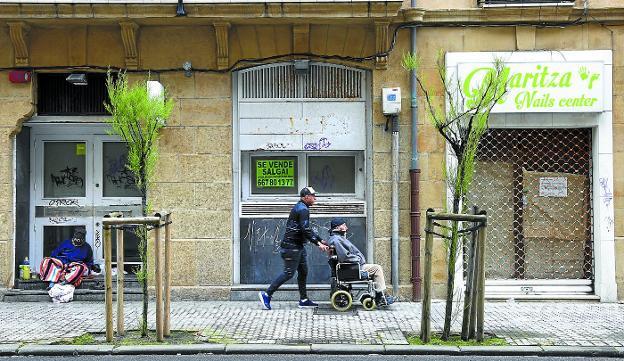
[
  {"x1": 104, "y1": 72, "x2": 174, "y2": 336},
  {"x1": 402, "y1": 52, "x2": 507, "y2": 340}
]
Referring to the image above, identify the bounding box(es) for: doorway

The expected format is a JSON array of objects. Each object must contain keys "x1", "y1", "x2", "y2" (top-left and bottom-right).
[{"x1": 28, "y1": 124, "x2": 142, "y2": 273}]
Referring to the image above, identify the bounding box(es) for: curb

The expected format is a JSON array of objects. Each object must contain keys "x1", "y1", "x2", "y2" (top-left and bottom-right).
[
  {"x1": 0, "y1": 344, "x2": 20, "y2": 356},
  {"x1": 18, "y1": 345, "x2": 114, "y2": 356},
  {"x1": 226, "y1": 344, "x2": 310, "y2": 354},
  {"x1": 3, "y1": 343, "x2": 623, "y2": 357},
  {"x1": 112, "y1": 344, "x2": 225, "y2": 355}
]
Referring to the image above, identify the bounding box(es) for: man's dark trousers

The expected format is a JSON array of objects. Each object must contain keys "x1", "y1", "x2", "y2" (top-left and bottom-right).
[{"x1": 267, "y1": 246, "x2": 308, "y2": 300}]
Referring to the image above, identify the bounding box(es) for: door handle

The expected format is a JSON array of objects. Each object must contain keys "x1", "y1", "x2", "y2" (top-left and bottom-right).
[{"x1": 95, "y1": 183, "x2": 100, "y2": 188}]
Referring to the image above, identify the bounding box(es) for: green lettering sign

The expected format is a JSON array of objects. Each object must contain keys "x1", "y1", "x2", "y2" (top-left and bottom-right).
[
  {"x1": 256, "y1": 159, "x2": 295, "y2": 188},
  {"x1": 460, "y1": 62, "x2": 603, "y2": 113}
]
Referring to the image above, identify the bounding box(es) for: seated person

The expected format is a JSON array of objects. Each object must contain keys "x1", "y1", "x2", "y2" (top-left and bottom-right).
[
  {"x1": 39, "y1": 227, "x2": 99, "y2": 289},
  {"x1": 326, "y1": 218, "x2": 395, "y2": 306}
]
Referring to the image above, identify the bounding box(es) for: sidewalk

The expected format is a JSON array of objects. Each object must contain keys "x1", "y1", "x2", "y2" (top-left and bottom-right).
[{"x1": 1, "y1": 300, "x2": 622, "y2": 348}]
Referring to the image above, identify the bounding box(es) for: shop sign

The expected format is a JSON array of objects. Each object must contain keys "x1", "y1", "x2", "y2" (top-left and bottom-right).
[
  {"x1": 539, "y1": 177, "x2": 568, "y2": 197},
  {"x1": 255, "y1": 159, "x2": 295, "y2": 188},
  {"x1": 457, "y1": 62, "x2": 604, "y2": 113}
]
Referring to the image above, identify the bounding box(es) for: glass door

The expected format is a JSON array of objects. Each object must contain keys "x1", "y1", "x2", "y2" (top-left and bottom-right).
[{"x1": 30, "y1": 129, "x2": 142, "y2": 273}]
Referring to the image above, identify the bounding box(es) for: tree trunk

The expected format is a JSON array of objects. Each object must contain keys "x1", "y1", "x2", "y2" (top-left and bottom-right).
[
  {"x1": 442, "y1": 193, "x2": 461, "y2": 340},
  {"x1": 140, "y1": 166, "x2": 149, "y2": 337}
]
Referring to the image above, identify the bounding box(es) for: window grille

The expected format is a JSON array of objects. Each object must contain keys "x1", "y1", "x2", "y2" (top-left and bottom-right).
[
  {"x1": 239, "y1": 63, "x2": 365, "y2": 100},
  {"x1": 38, "y1": 73, "x2": 109, "y2": 116},
  {"x1": 479, "y1": 0, "x2": 574, "y2": 5},
  {"x1": 467, "y1": 128, "x2": 593, "y2": 282}
]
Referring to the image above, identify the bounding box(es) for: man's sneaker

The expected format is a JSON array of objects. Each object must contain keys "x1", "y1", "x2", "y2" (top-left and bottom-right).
[
  {"x1": 298, "y1": 298, "x2": 318, "y2": 308},
  {"x1": 258, "y1": 291, "x2": 272, "y2": 310}
]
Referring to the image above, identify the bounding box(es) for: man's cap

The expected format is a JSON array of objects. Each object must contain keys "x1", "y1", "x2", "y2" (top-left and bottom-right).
[
  {"x1": 330, "y1": 217, "x2": 347, "y2": 231},
  {"x1": 73, "y1": 227, "x2": 86, "y2": 241},
  {"x1": 300, "y1": 186, "x2": 316, "y2": 197}
]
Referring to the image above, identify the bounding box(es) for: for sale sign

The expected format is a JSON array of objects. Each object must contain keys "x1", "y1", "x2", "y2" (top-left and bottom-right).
[{"x1": 255, "y1": 159, "x2": 295, "y2": 188}]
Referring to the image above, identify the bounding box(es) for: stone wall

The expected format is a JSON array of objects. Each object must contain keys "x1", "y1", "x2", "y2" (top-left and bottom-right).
[{"x1": 0, "y1": 18, "x2": 620, "y2": 301}]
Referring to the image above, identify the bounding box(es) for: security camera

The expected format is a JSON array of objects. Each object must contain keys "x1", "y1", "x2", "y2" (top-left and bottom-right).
[{"x1": 182, "y1": 61, "x2": 192, "y2": 77}]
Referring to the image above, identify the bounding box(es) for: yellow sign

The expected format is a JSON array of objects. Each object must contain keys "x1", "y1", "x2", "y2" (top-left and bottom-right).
[
  {"x1": 256, "y1": 159, "x2": 295, "y2": 188},
  {"x1": 76, "y1": 143, "x2": 86, "y2": 156}
]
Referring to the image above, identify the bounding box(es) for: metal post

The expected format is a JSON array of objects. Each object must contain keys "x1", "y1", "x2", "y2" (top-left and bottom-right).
[
  {"x1": 116, "y1": 226, "x2": 125, "y2": 336},
  {"x1": 164, "y1": 213, "x2": 172, "y2": 337},
  {"x1": 391, "y1": 115, "x2": 400, "y2": 296},
  {"x1": 476, "y1": 211, "x2": 487, "y2": 342},
  {"x1": 154, "y1": 222, "x2": 163, "y2": 342},
  {"x1": 461, "y1": 206, "x2": 479, "y2": 340},
  {"x1": 420, "y1": 209, "x2": 434, "y2": 343},
  {"x1": 461, "y1": 206, "x2": 479, "y2": 341},
  {"x1": 104, "y1": 225, "x2": 113, "y2": 342},
  {"x1": 469, "y1": 218, "x2": 480, "y2": 340}
]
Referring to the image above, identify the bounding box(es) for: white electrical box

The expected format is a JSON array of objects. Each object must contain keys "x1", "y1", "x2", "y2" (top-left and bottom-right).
[{"x1": 382, "y1": 87, "x2": 401, "y2": 115}]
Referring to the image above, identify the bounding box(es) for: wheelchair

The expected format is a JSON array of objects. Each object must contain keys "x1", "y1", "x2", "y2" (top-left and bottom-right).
[{"x1": 328, "y1": 249, "x2": 377, "y2": 312}]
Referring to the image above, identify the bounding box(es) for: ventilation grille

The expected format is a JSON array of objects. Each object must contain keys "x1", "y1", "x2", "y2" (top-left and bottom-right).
[
  {"x1": 240, "y1": 63, "x2": 364, "y2": 100},
  {"x1": 241, "y1": 201, "x2": 365, "y2": 217},
  {"x1": 38, "y1": 73, "x2": 109, "y2": 116},
  {"x1": 479, "y1": 0, "x2": 574, "y2": 5}
]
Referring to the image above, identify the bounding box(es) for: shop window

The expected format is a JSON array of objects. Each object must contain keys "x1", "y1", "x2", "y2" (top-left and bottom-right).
[
  {"x1": 308, "y1": 156, "x2": 355, "y2": 194},
  {"x1": 243, "y1": 152, "x2": 363, "y2": 199},
  {"x1": 44, "y1": 142, "x2": 86, "y2": 198},
  {"x1": 251, "y1": 156, "x2": 299, "y2": 195}
]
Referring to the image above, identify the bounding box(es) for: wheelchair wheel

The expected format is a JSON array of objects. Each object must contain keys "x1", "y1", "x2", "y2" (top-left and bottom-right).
[
  {"x1": 331, "y1": 290, "x2": 353, "y2": 312},
  {"x1": 362, "y1": 297, "x2": 376, "y2": 311}
]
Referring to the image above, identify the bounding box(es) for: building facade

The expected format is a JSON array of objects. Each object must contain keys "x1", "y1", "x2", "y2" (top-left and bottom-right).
[{"x1": 0, "y1": 0, "x2": 622, "y2": 302}]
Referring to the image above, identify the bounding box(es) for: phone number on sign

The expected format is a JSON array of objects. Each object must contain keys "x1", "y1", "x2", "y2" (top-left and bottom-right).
[{"x1": 257, "y1": 178, "x2": 294, "y2": 188}]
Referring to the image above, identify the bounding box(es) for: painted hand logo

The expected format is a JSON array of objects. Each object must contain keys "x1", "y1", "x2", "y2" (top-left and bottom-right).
[
  {"x1": 578, "y1": 66, "x2": 600, "y2": 89},
  {"x1": 578, "y1": 66, "x2": 589, "y2": 80}
]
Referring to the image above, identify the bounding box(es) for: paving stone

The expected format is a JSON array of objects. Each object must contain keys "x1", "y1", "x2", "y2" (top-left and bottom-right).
[{"x1": 0, "y1": 301, "x2": 622, "y2": 347}]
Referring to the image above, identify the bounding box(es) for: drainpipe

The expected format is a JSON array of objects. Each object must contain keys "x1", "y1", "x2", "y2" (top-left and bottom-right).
[
  {"x1": 391, "y1": 115, "x2": 400, "y2": 297},
  {"x1": 410, "y1": 0, "x2": 422, "y2": 301}
]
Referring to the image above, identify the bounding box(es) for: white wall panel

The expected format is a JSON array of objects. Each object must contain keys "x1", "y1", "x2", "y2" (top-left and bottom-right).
[
  {"x1": 238, "y1": 102, "x2": 302, "y2": 119},
  {"x1": 239, "y1": 134, "x2": 302, "y2": 151}
]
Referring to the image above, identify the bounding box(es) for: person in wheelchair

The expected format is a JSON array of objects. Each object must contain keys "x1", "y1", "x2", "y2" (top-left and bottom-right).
[{"x1": 326, "y1": 218, "x2": 395, "y2": 307}]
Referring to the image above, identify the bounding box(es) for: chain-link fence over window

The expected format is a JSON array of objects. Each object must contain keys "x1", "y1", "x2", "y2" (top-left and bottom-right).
[{"x1": 468, "y1": 128, "x2": 593, "y2": 282}]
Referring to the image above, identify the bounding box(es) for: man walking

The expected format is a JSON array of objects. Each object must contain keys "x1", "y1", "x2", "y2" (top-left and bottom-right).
[{"x1": 259, "y1": 187, "x2": 329, "y2": 310}]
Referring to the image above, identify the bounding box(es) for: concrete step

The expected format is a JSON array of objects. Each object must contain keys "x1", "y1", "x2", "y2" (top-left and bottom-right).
[
  {"x1": 2, "y1": 288, "x2": 144, "y2": 302},
  {"x1": 16, "y1": 275, "x2": 141, "y2": 291}
]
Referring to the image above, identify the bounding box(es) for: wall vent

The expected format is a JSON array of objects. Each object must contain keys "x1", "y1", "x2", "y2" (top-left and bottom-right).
[
  {"x1": 240, "y1": 63, "x2": 365, "y2": 100},
  {"x1": 38, "y1": 73, "x2": 109, "y2": 116},
  {"x1": 241, "y1": 201, "x2": 365, "y2": 217}
]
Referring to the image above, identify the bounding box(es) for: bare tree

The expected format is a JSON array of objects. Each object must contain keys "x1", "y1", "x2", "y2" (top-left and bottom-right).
[{"x1": 402, "y1": 52, "x2": 508, "y2": 340}]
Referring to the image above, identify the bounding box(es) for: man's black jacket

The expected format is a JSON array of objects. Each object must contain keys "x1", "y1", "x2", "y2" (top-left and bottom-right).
[{"x1": 281, "y1": 200, "x2": 322, "y2": 248}]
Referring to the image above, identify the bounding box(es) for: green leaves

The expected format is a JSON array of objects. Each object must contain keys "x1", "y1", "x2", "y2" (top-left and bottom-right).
[{"x1": 104, "y1": 71, "x2": 174, "y2": 195}]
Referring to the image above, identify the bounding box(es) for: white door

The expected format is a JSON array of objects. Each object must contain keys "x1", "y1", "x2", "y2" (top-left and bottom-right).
[{"x1": 29, "y1": 125, "x2": 142, "y2": 272}]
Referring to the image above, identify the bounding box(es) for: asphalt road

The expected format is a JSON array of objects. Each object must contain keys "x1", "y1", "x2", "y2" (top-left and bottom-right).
[{"x1": 0, "y1": 355, "x2": 617, "y2": 361}]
